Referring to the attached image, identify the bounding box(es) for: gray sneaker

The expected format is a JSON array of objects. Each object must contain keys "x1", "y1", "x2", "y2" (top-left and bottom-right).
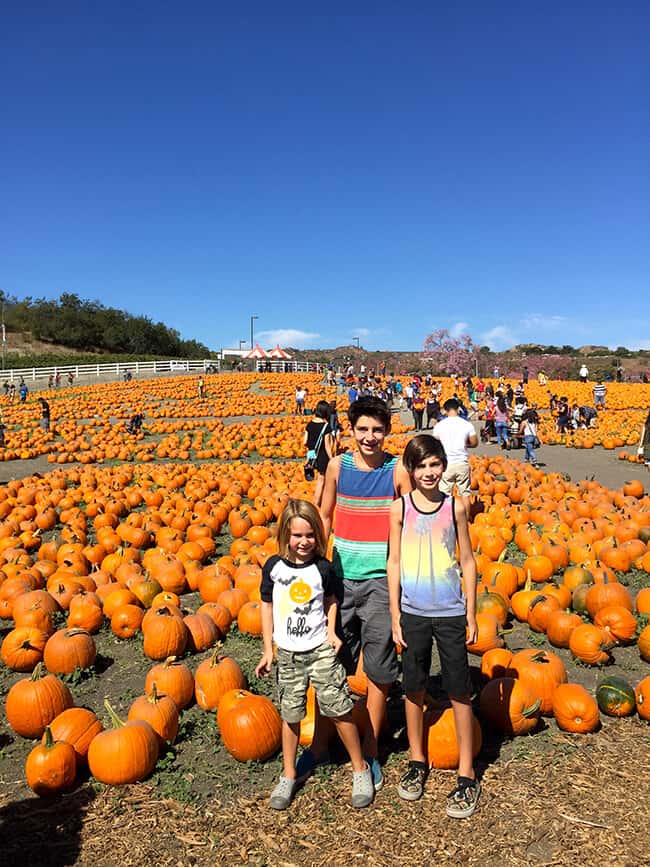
[
  {"x1": 269, "y1": 776, "x2": 297, "y2": 810},
  {"x1": 351, "y1": 763, "x2": 374, "y2": 808}
]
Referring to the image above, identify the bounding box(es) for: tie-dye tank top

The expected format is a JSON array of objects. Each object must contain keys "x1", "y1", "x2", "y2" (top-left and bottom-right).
[
  {"x1": 332, "y1": 452, "x2": 396, "y2": 581},
  {"x1": 399, "y1": 494, "x2": 466, "y2": 617}
]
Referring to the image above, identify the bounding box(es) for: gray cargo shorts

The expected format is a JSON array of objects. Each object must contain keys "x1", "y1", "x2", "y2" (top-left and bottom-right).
[{"x1": 338, "y1": 576, "x2": 399, "y2": 684}]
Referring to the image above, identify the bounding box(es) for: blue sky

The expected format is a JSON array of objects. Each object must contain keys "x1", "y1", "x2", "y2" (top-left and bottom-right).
[{"x1": 2, "y1": 2, "x2": 649, "y2": 353}]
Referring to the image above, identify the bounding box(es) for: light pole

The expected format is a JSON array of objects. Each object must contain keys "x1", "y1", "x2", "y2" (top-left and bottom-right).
[
  {"x1": 250, "y1": 316, "x2": 258, "y2": 349},
  {"x1": 239, "y1": 340, "x2": 246, "y2": 351},
  {"x1": 353, "y1": 336, "x2": 359, "y2": 349}
]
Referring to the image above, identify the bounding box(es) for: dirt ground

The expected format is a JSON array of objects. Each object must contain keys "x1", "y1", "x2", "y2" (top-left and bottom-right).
[{"x1": 0, "y1": 385, "x2": 649, "y2": 866}]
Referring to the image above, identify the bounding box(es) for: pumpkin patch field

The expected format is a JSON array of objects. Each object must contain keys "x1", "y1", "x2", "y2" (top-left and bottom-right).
[{"x1": 0, "y1": 373, "x2": 649, "y2": 866}]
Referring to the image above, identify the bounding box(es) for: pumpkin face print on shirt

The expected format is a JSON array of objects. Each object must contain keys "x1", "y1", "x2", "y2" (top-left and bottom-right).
[{"x1": 289, "y1": 578, "x2": 312, "y2": 606}]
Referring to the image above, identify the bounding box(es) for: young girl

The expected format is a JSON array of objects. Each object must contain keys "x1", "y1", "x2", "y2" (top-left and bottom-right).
[
  {"x1": 519, "y1": 408, "x2": 540, "y2": 466},
  {"x1": 255, "y1": 499, "x2": 373, "y2": 810},
  {"x1": 387, "y1": 435, "x2": 480, "y2": 818}
]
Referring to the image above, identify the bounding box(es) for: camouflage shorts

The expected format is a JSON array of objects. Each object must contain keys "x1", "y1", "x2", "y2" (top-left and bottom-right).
[{"x1": 276, "y1": 641, "x2": 353, "y2": 724}]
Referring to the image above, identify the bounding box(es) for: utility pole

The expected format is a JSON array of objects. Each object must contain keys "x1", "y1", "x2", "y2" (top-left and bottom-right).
[{"x1": 1, "y1": 299, "x2": 5, "y2": 370}]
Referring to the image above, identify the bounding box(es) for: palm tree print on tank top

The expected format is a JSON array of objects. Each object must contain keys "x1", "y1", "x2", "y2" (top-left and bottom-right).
[{"x1": 399, "y1": 494, "x2": 466, "y2": 618}]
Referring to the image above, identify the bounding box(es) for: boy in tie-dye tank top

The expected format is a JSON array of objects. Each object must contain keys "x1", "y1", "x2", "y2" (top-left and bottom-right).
[{"x1": 387, "y1": 434, "x2": 481, "y2": 818}]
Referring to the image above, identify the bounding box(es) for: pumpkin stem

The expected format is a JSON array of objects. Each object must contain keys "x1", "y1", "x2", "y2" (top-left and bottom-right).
[
  {"x1": 163, "y1": 655, "x2": 178, "y2": 668},
  {"x1": 522, "y1": 698, "x2": 542, "y2": 718},
  {"x1": 43, "y1": 725, "x2": 54, "y2": 748},
  {"x1": 147, "y1": 684, "x2": 160, "y2": 704},
  {"x1": 209, "y1": 643, "x2": 224, "y2": 665},
  {"x1": 530, "y1": 651, "x2": 549, "y2": 663},
  {"x1": 104, "y1": 699, "x2": 126, "y2": 729},
  {"x1": 30, "y1": 662, "x2": 44, "y2": 681}
]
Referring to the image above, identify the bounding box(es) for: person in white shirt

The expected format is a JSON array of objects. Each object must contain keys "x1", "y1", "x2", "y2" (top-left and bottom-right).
[
  {"x1": 432, "y1": 398, "x2": 478, "y2": 520},
  {"x1": 579, "y1": 364, "x2": 589, "y2": 383}
]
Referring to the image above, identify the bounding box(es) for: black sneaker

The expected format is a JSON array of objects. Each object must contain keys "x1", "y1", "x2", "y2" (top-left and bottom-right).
[
  {"x1": 397, "y1": 761, "x2": 427, "y2": 801},
  {"x1": 446, "y1": 777, "x2": 481, "y2": 818}
]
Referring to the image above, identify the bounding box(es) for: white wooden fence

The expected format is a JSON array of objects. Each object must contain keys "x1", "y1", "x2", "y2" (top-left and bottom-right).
[
  {"x1": 1, "y1": 358, "x2": 220, "y2": 383},
  {"x1": 0, "y1": 357, "x2": 323, "y2": 383}
]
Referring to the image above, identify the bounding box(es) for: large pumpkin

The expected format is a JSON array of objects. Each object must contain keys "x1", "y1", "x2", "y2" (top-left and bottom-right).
[
  {"x1": 552, "y1": 684, "x2": 600, "y2": 733},
  {"x1": 545, "y1": 610, "x2": 582, "y2": 648},
  {"x1": 217, "y1": 689, "x2": 282, "y2": 762},
  {"x1": 635, "y1": 676, "x2": 650, "y2": 721},
  {"x1": 596, "y1": 676, "x2": 636, "y2": 717},
  {"x1": 128, "y1": 685, "x2": 179, "y2": 745},
  {"x1": 26, "y1": 726, "x2": 77, "y2": 796},
  {"x1": 425, "y1": 706, "x2": 482, "y2": 769},
  {"x1": 45, "y1": 707, "x2": 103, "y2": 762},
  {"x1": 195, "y1": 651, "x2": 246, "y2": 712},
  {"x1": 145, "y1": 656, "x2": 195, "y2": 709},
  {"x1": 1, "y1": 626, "x2": 49, "y2": 671},
  {"x1": 569, "y1": 624, "x2": 612, "y2": 666},
  {"x1": 594, "y1": 605, "x2": 638, "y2": 645},
  {"x1": 479, "y1": 677, "x2": 541, "y2": 736},
  {"x1": 508, "y1": 649, "x2": 567, "y2": 716},
  {"x1": 43, "y1": 628, "x2": 97, "y2": 674},
  {"x1": 142, "y1": 607, "x2": 188, "y2": 660},
  {"x1": 88, "y1": 700, "x2": 159, "y2": 784},
  {"x1": 5, "y1": 663, "x2": 74, "y2": 738},
  {"x1": 639, "y1": 625, "x2": 650, "y2": 662},
  {"x1": 465, "y1": 612, "x2": 504, "y2": 656}
]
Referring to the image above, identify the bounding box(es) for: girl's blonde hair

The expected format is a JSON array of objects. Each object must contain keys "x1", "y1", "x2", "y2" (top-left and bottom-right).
[{"x1": 277, "y1": 498, "x2": 327, "y2": 560}]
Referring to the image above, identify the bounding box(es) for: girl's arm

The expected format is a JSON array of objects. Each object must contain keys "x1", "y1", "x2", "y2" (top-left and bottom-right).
[
  {"x1": 387, "y1": 499, "x2": 407, "y2": 647},
  {"x1": 324, "y1": 432, "x2": 333, "y2": 459},
  {"x1": 254, "y1": 601, "x2": 275, "y2": 676},
  {"x1": 323, "y1": 595, "x2": 342, "y2": 654},
  {"x1": 303, "y1": 429, "x2": 308, "y2": 446},
  {"x1": 454, "y1": 498, "x2": 478, "y2": 644}
]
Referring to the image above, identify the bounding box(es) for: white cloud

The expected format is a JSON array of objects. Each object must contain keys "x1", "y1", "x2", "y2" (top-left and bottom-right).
[
  {"x1": 449, "y1": 321, "x2": 469, "y2": 339},
  {"x1": 481, "y1": 325, "x2": 517, "y2": 350},
  {"x1": 351, "y1": 327, "x2": 371, "y2": 338},
  {"x1": 520, "y1": 314, "x2": 566, "y2": 330},
  {"x1": 256, "y1": 328, "x2": 320, "y2": 348}
]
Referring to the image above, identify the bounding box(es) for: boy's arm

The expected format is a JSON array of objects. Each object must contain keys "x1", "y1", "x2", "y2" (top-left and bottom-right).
[
  {"x1": 255, "y1": 600, "x2": 275, "y2": 676},
  {"x1": 393, "y1": 457, "x2": 413, "y2": 496},
  {"x1": 319, "y1": 455, "x2": 341, "y2": 537},
  {"x1": 454, "y1": 498, "x2": 478, "y2": 643},
  {"x1": 387, "y1": 498, "x2": 406, "y2": 647}
]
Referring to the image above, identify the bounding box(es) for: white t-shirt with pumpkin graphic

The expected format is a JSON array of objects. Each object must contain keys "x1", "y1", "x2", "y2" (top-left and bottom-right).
[{"x1": 260, "y1": 555, "x2": 340, "y2": 652}]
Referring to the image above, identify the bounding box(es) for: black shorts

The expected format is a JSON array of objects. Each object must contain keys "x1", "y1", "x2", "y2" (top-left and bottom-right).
[{"x1": 400, "y1": 612, "x2": 471, "y2": 698}]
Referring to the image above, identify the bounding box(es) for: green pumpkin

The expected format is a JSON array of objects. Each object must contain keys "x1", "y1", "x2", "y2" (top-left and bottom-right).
[{"x1": 596, "y1": 676, "x2": 636, "y2": 717}]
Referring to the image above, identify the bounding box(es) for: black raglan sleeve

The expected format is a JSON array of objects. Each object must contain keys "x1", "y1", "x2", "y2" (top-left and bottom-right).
[
  {"x1": 260, "y1": 556, "x2": 280, "y2": 603},
  {"x1": 319, "y1": 558, "x2": 343, "y2": 605}
]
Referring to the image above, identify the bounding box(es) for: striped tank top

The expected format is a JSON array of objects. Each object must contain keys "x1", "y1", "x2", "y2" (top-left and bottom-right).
[
  {"x1": 399, "y1": 494, "x2": 466, "y2": 617},
  {"x1": 332, "y1": 451, "x2": 396, "y2": 581}
]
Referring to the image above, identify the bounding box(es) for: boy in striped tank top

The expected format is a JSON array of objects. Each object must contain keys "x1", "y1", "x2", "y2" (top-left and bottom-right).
[
  {"x1": 299, "y1": 397, "x2": 411, "y2": 790},
  {"x1": 388, "y1": 434, "x2": 480, "y2": 817}
]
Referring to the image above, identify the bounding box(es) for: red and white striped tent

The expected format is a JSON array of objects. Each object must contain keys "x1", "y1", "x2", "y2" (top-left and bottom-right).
[
  {"x1": 268, "y1": 345, "x2": 292, "y2": 359},
  {"x1": 242, "y1": 344, "x2": 269, "y2": 359}
]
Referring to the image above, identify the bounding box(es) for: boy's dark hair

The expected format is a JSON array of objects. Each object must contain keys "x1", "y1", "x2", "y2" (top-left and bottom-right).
[
  {"x1": 443, "y1": 398, "x2": 460, "y2": 412},
  {"x1": 314, "y1": 400, "x2": 331, "y2": 420},
  {"x1": 402, "y1": 434, "x2": 448, "y2": 473},
  {"x1": 348, "y1": 396, "x2": 391, "y2": 431}
]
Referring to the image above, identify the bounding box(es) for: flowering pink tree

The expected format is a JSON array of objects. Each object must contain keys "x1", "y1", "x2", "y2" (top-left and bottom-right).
[{"x1": 422, "y1": 329, "x2": 480, "y2": 375}]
